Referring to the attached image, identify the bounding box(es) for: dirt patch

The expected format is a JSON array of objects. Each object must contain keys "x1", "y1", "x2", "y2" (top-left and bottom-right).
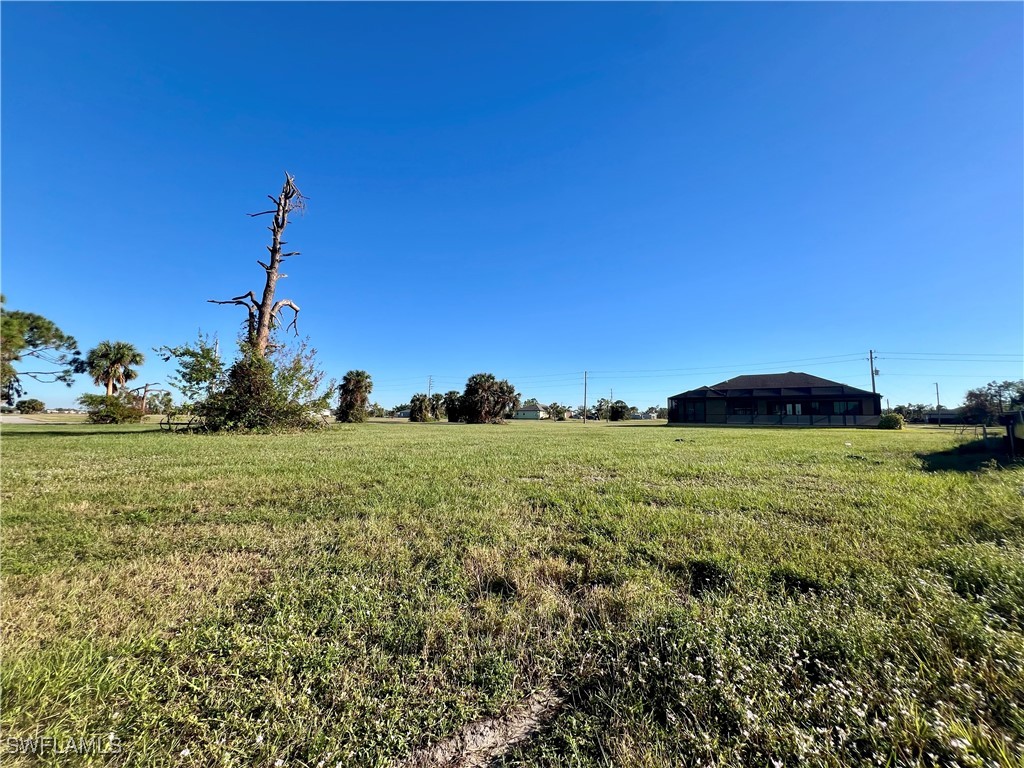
[{"x1": 400, "y1": 688, "x2": 563, "y2": 767}]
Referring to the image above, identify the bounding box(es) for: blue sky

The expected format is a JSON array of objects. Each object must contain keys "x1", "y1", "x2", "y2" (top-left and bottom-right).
[{"x1": 3, "y1": 2, "x2": 1021, "y2": 410}]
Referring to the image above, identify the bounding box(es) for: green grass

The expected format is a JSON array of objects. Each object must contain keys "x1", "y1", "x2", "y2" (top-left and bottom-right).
[{"x1": 2, "y1": 421, "x2": 1022, "y2": 766}]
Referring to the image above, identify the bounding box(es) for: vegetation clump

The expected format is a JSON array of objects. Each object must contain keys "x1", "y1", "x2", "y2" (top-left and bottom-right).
[
  {"x1": 0, "y1": 295, "x2": 84, "y2": 405},
  {"x1": 194, "y1": 341, "x2": 332, "y2": 432},
  {"x1": 78, "y1": 393, "x2": 145, "y2": 423},
  {"x1": 459, "y1": 373, "x2": 520, "y2": 423},
  {"x1": 409, "y1": 393, "x2": 434, "y2": 422},
  {"x1": 878, "y1": 413, "x2": 905, "y2": 430},
  {"x1": 14, "y1": 398, "x2": 44, "y2": 414},
  {"x1": 336, "y1": 370, "x2": 373, "y2": 423}
]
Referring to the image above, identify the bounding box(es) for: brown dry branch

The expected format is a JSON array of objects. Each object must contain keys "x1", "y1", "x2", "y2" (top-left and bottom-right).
[{"x1": 209, "y1": 173, "x2": 306, "y2": 357}]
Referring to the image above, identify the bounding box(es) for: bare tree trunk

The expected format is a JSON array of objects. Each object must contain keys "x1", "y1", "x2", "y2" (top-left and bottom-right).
[{"x1": 210, "y1": 174, "x2": 306, "y2": 358}]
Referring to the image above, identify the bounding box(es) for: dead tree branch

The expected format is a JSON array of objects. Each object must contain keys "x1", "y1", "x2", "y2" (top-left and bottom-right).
[{"x1": 209, "y1": 173, "x2": 306, "y2": 357}]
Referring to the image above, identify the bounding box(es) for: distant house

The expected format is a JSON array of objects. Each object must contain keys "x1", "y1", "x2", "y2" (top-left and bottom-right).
[
  {"x1": 513, "y1": 403, "x2": 549, "y2": 420},
  {"x1": 923, "y1": 408, "x2": 964, "y2": 424},
  {"x1": 668, "y1": 372, "x2": 882, "y2": 427},
  {"x1": 395, "y1": 409, "x2": 411, "y2": 419}
]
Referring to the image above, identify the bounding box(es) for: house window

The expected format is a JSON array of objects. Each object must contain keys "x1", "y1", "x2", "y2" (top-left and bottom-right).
[
  {"x1": 786, "y1": 403, "x2": 802, "y2": 416},
  {"x1": 832, "y1": 401, "x2": 862, "y2": 415}
]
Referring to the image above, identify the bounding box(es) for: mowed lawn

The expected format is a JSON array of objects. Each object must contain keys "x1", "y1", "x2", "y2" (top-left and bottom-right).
[{"x1": 2, "y1": 422, "x2": 1022, "y2": 767}]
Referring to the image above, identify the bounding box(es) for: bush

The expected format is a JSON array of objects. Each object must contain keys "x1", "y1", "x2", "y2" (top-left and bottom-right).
[
  {"x1": 15, "y1": 398, "x2": 45, "y2": 413},
  {"x1": 878, "y1": 413, "x2": 905, "y2": 430},
  {"x1": 196, "y1": 342, "x2": 333, "y2": 432},
  {"x1": 199, "y1": 350, "x2": 317, "y2": 432},
  {"x1": 78, "y1": 394, "x2": 144, "y2": 424}
]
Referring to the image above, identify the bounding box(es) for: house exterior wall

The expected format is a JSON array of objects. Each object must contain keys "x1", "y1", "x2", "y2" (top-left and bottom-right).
[
  {"x1": 668, "y1": 395, "x2": 882, "y2": 427},
  {"x1": 513, "y1": 409, "x2": 544, "y2": 420}
]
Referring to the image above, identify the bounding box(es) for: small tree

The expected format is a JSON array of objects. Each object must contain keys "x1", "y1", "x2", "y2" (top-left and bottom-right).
[
  {"x1": 442, "y1": 391, "x2": 462, "y2": 422},
  {"x1": 198, "y1": 340, "x2": 332, "y2": 432},
  {"x1": 409, "y1": 393, "x2": 433, "y2": 422},
  {"x1": 429, "y1": 393, "x2": 445, "y2": 421},
  {"x1": 460, "y1": 373, "x2": 519, "y2": 424},
  {"x1": 156, "y1": 333, "x2": 224, "y2": 408},
  {"x1": 609, "y1": 400, "x2": 631, "y2": 421},
  {"x1": 15, "y1": 398, "x2": 44, "y2": 413},
  {"x1": 78, "y1": 393, "x2": 145, "y2": 424},
  {"x1": 547, "y1": 402, "x2": 566, "y2": 421},
  {"x1": 963, "y1": 380, "x2": 1024, "y2": 424},
  {"x1": 336, "y1": 370, "x2": 373, "y2": 423}
]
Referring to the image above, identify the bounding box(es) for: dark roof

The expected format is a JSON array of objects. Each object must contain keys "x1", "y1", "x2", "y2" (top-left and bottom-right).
[{"x1": 670, "y1": 371, "x2": 878, "y2": 399}]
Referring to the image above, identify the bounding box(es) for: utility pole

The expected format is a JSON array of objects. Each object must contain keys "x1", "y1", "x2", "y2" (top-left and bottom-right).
[
  {"x1": 583, "y1": 371, "x2": 588, "y2": 425},
  {"x1": 869, "y1": 350, "x2": 877, "y2": 394},
  {"x1": 427, "y1": 375, "x2": 433, "y2": 399},
  {"x1": 935, "y1": 382, "x2": 940, "y2": 412}
]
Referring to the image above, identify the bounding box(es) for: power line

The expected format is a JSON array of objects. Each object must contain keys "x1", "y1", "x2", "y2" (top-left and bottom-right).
[
  {"x1": 879, "y1": 372, "x2": 1020, "y2": 378},
  {"x1": 586, "y1": 360, "x2": 866, "y2": 381},
  {"x1": 588, "y1": 352, "x2": 865, "y2": 376},
  {"x1": 880, "y1": 354, "x2": 1024, "y2": 360},
  {"x1": 878, "y1": 356, "x2": 1023, "y2": 363}
]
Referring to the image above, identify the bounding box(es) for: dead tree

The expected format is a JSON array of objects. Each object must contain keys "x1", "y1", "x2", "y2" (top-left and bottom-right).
[{"x1": 210, "y1": 173, "x2": 306, "y2": 357}]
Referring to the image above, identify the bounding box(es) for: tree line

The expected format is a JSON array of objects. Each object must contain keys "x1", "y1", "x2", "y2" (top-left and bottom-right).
[
  {"x1": 5, "y1": 175, "x2": 1017, "y2": 431},
  {"x1": 885, "y1": 380, "x2": 1024, "y2": 426}
]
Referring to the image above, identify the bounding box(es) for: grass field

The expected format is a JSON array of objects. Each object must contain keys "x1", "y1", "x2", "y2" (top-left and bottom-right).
[{"x1": 2, "y1": 421, "x2": 1022, "y2": 767}]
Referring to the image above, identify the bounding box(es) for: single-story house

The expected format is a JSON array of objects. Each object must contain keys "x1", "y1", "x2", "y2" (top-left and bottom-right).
[
  {"x1": 513, "y1": 403, "x2": 549, "y2": 420},
  {"x1": 395, "y1": 408, "x2": 412, "y2": 419},
  {"x1": 923, "y1": 408, "x2": 964, "y2": 424},
  {"x1": 668, "y1": 372, "x2": 882, "y2": 427}
]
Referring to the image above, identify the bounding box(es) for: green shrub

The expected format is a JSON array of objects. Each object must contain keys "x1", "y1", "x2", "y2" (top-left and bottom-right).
[
  {"x1": 878, "y1": 413, "x2": 905, "y2": 430},
  {"x1": 78, "y1": 394, "x2": 144, "y2": 424},
  {"x1": 15, "y1": 398, "x2": 45, "y2": 413},
  {"x1": 199, "y1": 350, "x2": 317, "y2": 432}
]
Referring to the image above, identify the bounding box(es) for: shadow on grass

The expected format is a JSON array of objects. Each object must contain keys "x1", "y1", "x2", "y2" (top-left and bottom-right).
[
  {"x1": 0, "y1": 426, "x2": 162, "y2": 438},
  {"x1": 917, "y1": 438, "x2": 1016, "y2": 473},
  {"x1": 603, "y1": 422, "x2": 668, "y2": 428}
]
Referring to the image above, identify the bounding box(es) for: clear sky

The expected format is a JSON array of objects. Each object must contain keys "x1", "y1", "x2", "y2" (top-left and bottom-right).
[{"x1": 3, "y1": 2, "x2": 1022, "y2": 410}]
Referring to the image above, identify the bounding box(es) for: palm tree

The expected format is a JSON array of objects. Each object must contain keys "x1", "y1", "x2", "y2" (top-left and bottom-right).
[
  {"x1": 409, "y1": 392, "x2": 431, "y2": 422},
  {"x1": 86, "y1": 341, "x2": 144, "y2": 396},
  {"x1": 336, "y1": 370, "x2": 373, "y2": 422}
]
